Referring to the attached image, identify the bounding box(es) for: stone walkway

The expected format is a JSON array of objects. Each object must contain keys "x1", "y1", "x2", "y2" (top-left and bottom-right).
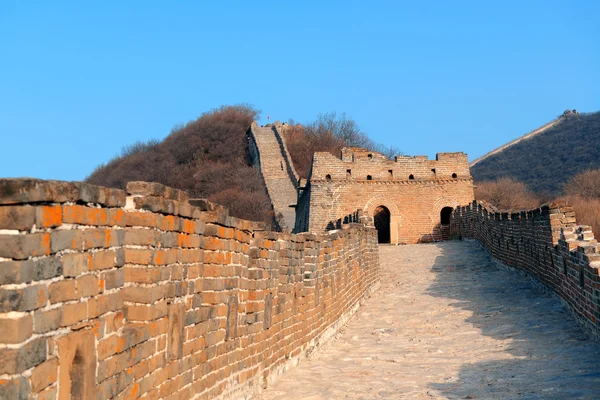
[{"x1": 258, "y1": 241, "x2": 600, "y2": 399}]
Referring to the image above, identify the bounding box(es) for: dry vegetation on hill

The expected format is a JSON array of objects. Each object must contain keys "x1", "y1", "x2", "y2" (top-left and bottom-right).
[
  {"x1": 471, "y1": 111, "x2": 600, "y2": 196},
  {"x1": 283, "y1": 112, "x2": 399, "y2": 179},
  {"x1": 475, "y1": 170, "x2": 600, "y2": 236},
  {"x1": 87, "y1": 105, "x2": 275, "y2": 224},
  {"x1": 87, "y1": 107, "x2": 398, "y2": 226}
]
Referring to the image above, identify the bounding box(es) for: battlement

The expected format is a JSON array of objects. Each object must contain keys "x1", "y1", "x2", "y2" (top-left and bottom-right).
[{"x1": 312, "y1": 147, "x2": 471, "y2": 182}]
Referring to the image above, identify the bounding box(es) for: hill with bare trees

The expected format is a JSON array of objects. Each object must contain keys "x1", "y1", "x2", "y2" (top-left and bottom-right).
[{"x1": 471, "y1": 111, "x2": 600, "y2": 196}]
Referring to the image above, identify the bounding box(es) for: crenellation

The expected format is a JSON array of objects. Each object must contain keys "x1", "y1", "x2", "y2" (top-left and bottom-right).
[
  {"x1": 0, "y1": 178, "x2": 379, "y2": 400},
  {"x1": 296, "y1": 147, "x2": 474, "y2": 243},
  {"x1": 450, "y1": 200, "x2": 600, "y2": 339}
]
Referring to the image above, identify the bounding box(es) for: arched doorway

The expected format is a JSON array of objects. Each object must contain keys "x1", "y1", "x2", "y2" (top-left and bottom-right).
[
  {"x1": 374, "y1": 206, "x2": 391, "y2": 243},
  {"x1": 440, "y1": 206, "x2": 453, "y2": 226}
]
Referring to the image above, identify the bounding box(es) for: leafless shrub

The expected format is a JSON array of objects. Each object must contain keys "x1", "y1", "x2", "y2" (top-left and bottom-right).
[
  {"x1": 283, "y1": 112, "x2": 400, "y2": 179},
  {"x1": 475, "y1": 178, "x2": 540, "y2": 211},
  {"x1": 564, "y1": 169, "x2": 600, "y2": 199}
]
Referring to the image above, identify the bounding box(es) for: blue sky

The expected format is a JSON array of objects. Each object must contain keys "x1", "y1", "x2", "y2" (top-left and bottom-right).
[{"x1": 1, "y1": 1, "x2": 599, "y2": 181}]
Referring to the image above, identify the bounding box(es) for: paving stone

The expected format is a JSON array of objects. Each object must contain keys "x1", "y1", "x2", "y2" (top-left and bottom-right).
[{"x1": 260, "y1": 241, "x2": 600, "y2": 399}]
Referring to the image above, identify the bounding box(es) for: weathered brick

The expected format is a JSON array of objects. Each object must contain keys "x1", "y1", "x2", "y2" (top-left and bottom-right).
[
  {"x1": 33, "y1": 308, "x2": 62, "y2": 334},
  {"x1": 0, "y1": 376, "x2": 30, "y2": 400},
  {"x1": 124, "y1": 228, "x2": 157, "y2": 246},
  {"x1": 77, "y1": 274, "x2": 99, "y2": 297},
  {"x1": 0, "y1": 313, "x2": 33, "y2": 344},
  {"x1": 0, "y1": 233, "x2": 51, "y2": 259},
  {"x1": 0, "y1": 337, "x2": 47, "y2": 374},
  {"x1": 124, "y1": 248, "x2": 153, "y2": 265},
  {"x1": 48, "y1": 280, "x2": 77, "y2": 303},
  {"x1": 0, "y1": 179, "x2": 78, "y2": 205},
  {"x1": 60, "y1": 302, "x2": 87, "y2": 326},
  {"x1": 0, "y1": 284, "x2": 48, "y2": 312},
  {"x1": 62, "y1": 252, "x2": 90, "y2": 277},
  {"x1": 100, "y1": 269, "x2": 124, "y2": 291},
  {"x1": 91, "y1": 249, "x2": 115, "y2": 270},
  {"x1": 29, "y1": 358, "x2": 58, "y2": 393},
  {"x1": 123, "y1": 286, "x2": 165, "y2": 304},
  {"x1": 88, "y1": 293, "x2": 121, "y2": 318}
]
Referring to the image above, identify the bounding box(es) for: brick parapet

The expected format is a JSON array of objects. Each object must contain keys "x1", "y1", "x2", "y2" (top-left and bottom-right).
[
  {"x1": 450, "y1": 200, "x2": 600, "y2": 339},
  {"x1": 0, "y1": 178, "x2": 379, "y2": 400}
]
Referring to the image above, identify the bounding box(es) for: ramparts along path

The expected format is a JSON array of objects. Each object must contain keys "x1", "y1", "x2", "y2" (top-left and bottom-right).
[{"x1": 259, "y1": 241, "x2": 600, "y2": 399}]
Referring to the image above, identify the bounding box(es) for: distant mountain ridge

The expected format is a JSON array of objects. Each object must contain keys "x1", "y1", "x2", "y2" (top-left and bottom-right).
[{"x1": 470, "y1": 110, "x2": 600, "y2": 195}]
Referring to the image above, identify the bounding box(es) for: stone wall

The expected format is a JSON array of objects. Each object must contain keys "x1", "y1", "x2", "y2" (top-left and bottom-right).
[
  {"x1": 248, "y1": 122, "x2": 298, "y2": 232},
  {"x1": 302, "y1": 148, "x2": 474, "y2": 243},
  {"x1": 451, "y1": 200, "x2": 600, "y2": 339},
  {"x1": 0, "y1": 179, "x2": 379, "y2": 400}
]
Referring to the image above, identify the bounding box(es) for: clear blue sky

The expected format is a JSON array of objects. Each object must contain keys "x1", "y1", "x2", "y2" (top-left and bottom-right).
[{"x1": 1, "y1": 1, "x2": 599, "y2": 181}]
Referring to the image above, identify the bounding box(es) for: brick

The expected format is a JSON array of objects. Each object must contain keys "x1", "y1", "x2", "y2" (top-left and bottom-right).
[
  {"x1": 50, "y1": 229, "x2": 82, "y2": 253},
  {"x1": 91, "y1": 249, "x2": 115, "y2": 270},
  {"x1": 77, "y1": 274, "x2": 99, "y2": 297},
  {"x1": 0, "y1": 179, "x2": 78, "y2": 205},
  {"x1": 48, "y1": 280, "x2": 77, "y2": 303},
  {"x1": 124, "y1": 248, "x2": 153, "y2": 265},
  {"x1": 88, "y1": 293, "x2": 121, "y2": 318},
  {"x1": 0, "y1": 258, "x2": 62, "y2": 285},
  {"x1": 0, "y1": 376, "x2": 30, "y2": 400},
  {"x1": 126, "y1": 300, "x2": 168, "y2": 321},
  {"x1": 100, "y1": 269, "x2": 124, "y2": 291},
  {"x1": 0, "y1": 313, "x2": 33, "y2": 344},
  {"x1": 62, "y1": 253, "x2": 90, "y2": 277},
  {"x1": 0, "y1": 284, "x2": 48, "y2": 312},
  {"x1": 127, "y1": 181, "x2": 189, "y2": 202},
  {"x1": 124, "y1": 228, "x2": 157, "y2": 246},
  {"x1": 60, "y1": 302, "x2": 87, "y2": 326},
  {"x1": 30, "y1": 358, "x2": 58, "y2": 393},
  {"x1": 0, "y1": 233, "x2": 51, "y2": 259},
  {"x1": 0, "y1": 337, "x2": 47, "y2": 374},
  {"x1": 0, "y1": 205, "x2": 36, "y2": 230},
  {"x1": 33, "y1": 308, "x2": 62, "y2": 334},
  {"x1": 123, "y1": 286, "x2": 165, "y2": 304},
  {"x1": 124, "y1": 211, "x2": 157, "y2": 228},
  {"x1": 76, "y1": 182, "x2": 126, "y2": 207}
]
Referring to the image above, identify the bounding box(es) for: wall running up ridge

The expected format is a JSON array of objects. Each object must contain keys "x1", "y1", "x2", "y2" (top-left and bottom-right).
[
  {"x1": 248, "y1": 122, "x2": 298, "y2": 232},
  {"x1": 451, "y1": 200, "x2": 600, "y2": 339},
  {"x1": 0, "y1": 179, "x2": 379, "y2": 400}
]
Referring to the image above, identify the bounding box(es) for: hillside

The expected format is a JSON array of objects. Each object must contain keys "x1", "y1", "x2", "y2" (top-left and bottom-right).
[
  {"x1": 86, "y1": 105, "x2": 275, "y2": 225},
  {"x1": 470, "y1": 111, "x2": 600, "y2": 195}
]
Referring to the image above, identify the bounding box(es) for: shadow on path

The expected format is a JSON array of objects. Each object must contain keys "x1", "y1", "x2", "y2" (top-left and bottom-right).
[{"x1": 426, "y1": 240, "x2": 600, "y2": 399}]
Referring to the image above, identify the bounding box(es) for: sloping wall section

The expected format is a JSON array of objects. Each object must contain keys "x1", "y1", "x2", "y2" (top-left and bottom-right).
[
  {"x1": 248, "y1": 122, "x2": 298, "y2": 232},
  {"x1": 451, "y1": 200, "x2": 600, "y2": 339},
  {"x1": 0, "y1": 179, "x2": 379, "y2": 400}
]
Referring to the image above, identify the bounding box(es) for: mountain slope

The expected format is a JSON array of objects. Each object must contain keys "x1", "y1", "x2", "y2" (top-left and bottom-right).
[{"x1": 470, "y1": 111, "x2": 600, "y2": 195}]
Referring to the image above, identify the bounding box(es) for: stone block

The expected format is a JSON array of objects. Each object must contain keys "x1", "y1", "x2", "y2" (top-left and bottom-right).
[{"x1": 57, "y1": 329, "x2": 97, "y2": 400}]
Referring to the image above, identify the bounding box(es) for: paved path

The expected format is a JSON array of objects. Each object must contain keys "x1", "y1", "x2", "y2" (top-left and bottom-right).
[{"x1": 258, "y1": 241, "x2": 600, "y2": 399}]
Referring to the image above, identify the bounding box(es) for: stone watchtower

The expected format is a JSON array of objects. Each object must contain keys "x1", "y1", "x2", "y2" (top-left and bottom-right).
[{"x1": 295, "y1": 147, "x2": 474, "y2": 244}]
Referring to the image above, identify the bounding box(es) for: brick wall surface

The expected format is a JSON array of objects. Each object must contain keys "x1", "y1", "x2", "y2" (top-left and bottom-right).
[
  {"x1": 297, "y1": 148, "x2": 474, "y2": 243},
  {"x1": 451, "y1": 200, "x2": 600, "y2": 339},
  {"x1": 0, "y1": 178, "x2": 379, "y2": 400}
]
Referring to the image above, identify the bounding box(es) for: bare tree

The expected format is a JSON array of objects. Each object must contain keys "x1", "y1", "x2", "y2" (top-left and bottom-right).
[
  {"x1": 475, "y1": 178, "x2": 540, "y2": 211},
  {"x1": 564, "y1": 169, "x2": 600, "y2": 199}
]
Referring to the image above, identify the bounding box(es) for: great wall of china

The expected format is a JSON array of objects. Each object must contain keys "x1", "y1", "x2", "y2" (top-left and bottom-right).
[{"x1": 2, "y1": 120, "x2": 600, "y2": 398}]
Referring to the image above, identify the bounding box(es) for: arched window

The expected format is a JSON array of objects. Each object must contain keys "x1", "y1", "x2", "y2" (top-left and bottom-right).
[
  {"x1": 452, "y1": 173, "x2": 457, "y2": 179},
  {"x1": 368, "y1": 154, "x2": 373, "y2": 159},
  {"x1": 408, "y1": 174, "x2": 414, "y2": 180},
  {"x1": 366, "y1": 175, "x2": 372, "y2": 181},
  {"x1": 440, "y1": 207, "x2": 453, "y2": 226},
  {"x1": 325, "y1": 174, "x2": 331, "y2": 181}
]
